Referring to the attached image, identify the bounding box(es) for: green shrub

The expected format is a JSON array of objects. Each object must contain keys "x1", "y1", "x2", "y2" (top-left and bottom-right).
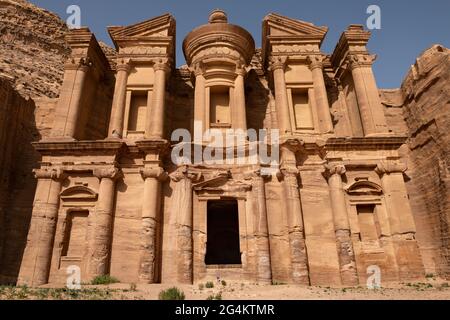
[
  {"x1": 198, "y1": 283, "x2": 205, "y2": 290},
  {"x1": 205, "y1": 281, "x2": 214, "y2": 289},
  {"x1": 91, "y1": 275, "x2": 120, "y2": 285},
  {"x1": 159, "y1": 287, "x2": 185, "y2": 300},
  {"x1": 130, "y1": 283, "x2": 137, "y2": 292},
  {"x1": 221, "y1": 280, "x2": 227, "y2": 287}
]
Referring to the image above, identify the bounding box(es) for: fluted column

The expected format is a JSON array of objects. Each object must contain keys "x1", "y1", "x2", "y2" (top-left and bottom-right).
[
  {"x1": 138, "y1": 167, "x2": 167, "y2": 284},
  {"x1": 325, "y1": 164, "x2": 358, "y2": 286},
  {"x1": 88, "y1": 168, "x2": 121, "y2": 278},
  {"x1": 250, "y1": 170, "x2": 272, "y2": 284},
  {"x1": 234, "y1": 68, "x2": 248, "y2": 131},
  {"x1": 270, "y1": 57, "x2": 291, "y2": 135},
  {"x1": 18, "y1": 168, "x2": 66, "y2": 287},
  {"x1": 109, "y1": 62, "x2": 131, "y2": 138},
  {"x1": 147, "y1": 60, "x2": 170, "y2": 139},
  {"x1": 170, "y1": 167, "x2": 201, "y2": 284},
  {"x1": 308, "y1": 55, "x2": 333, "y2": 133}
]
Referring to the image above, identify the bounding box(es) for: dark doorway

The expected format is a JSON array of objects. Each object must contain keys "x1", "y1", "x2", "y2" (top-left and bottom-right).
[{"x1": 205, "y1": 200, "x2": 242, "y2": 265}]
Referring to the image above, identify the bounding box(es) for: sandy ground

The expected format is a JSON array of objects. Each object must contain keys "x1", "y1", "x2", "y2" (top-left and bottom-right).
[{"x1": 85, "y1": 279, "x2": 450, "y2": 300}]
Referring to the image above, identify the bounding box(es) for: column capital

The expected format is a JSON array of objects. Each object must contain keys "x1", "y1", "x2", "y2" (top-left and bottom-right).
[
  {"x1": 347, "y1": 54, "x2": 377, "y2": 70},
  {"x1": 308, "y1": 55, "x2": 325, "y2": 70},
  {"x1": 243, "y1": 169, "x2": 271, "y2": 181},
  {"x1": 279, "y1": 166, "x2": 300, "y2": 179},
  {"x1": 280, "y1": 137, "x2": 305, "y2": 152},
  {"x1": 64, "y1": 57, "x2": 93, "y2": 71},
  {"x1": 375, "y1": 161, "x2": 407, "y2": 176},
  {"x1": 140, "y1": 167, "x2": 168, "y2": 182},
  {"x1": 33, "y1": 168, "x2": 67, "y2": 181},
  {"x1": 269, "y1": 56, "x2": 288, "y2": 71},
  {"x1": 191, "y1": 62, "x2": 206, "y2": 77},
  {"x1": 116, "y1": 61, "x2": 131, "y2": 73},
  {"x1": 324, "y1": 163, "x2": 347, "y2": 178},
  {"x1": 170, "y1": 166, "x2": 202, "y2": 183},
  {"x1": 153, "y1": 58, "x2": 171, "y2": 73},
  {"x1": 93, "y1": 167, "x2": 122, "y2": 181}
]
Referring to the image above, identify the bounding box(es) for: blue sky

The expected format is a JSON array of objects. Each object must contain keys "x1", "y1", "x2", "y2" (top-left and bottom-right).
[{"x1": 30, "y1": 0, "x2": 450, "y2": 88}]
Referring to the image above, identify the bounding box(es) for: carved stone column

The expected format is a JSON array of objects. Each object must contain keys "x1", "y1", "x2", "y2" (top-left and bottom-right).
[
  {"x1": 270, "y1": 57, "x2": 291, "y2": 135},
  {"x1": 147, "y1": 60, "x2": 170, "y2": 139},
  {"x1": 280, "y1": 166, "x2": 310, "y2": 285},
  {"x1": 308, "y1": 55, "x2": 334, "y2": 133},
  {"x1": 348, "y1": 54, "x2": 388, "y2": 136},
  {"x1": 325, "y1": 164, "x2": 358, "y2": 286},
  {"x1": 138, "y1": 167, "x2": 168, "y2": 284},
  {"x1": 88, "y1": 168, "x2": 121, "y2": 278},
  {"x1": 52, "y1": 58, "x2": 91, "y2": 139},
  {"x1": 234, "y1": 67, "x2": 248, "y2": 131},
  {"x1": 170, "y1": 167, "x2": 201, "y2": 284},
  {"x1": 246, "y1": 170, "x2": 272, "y2": 284},
  {"x1": 109, "y1": 61, "x2": 131, "y2": 138},
  {"x1": 375, "y1": 161, "x2": 416, "y2": 234},
  {"x1": 17, "y1": 168, "x2": 66, "y2": 287},
  {"x1": 193, "y1": 63, "x2": 206, "y2": 136}
]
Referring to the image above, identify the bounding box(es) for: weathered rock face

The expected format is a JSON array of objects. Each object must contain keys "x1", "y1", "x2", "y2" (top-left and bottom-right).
[
  {"x1": 399, "y1": 45, "x2": 450, "y2": 278},
  {"x1": 0, "y1": 0, "x2": 69, "y2": 99},
  {"x1": 0, "y1": 78, "x2": 39, "y2": 284}
]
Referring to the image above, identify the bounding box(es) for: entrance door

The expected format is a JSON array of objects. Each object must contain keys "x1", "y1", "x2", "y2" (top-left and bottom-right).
[{"x1": 205, "y1": 200, "x2": 241, "y2": 265}]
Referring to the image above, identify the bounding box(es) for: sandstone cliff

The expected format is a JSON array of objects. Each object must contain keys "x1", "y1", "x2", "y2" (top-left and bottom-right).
[
  {"x1": 0, "y1": 0, "x2": 69, "y2": 99},
  {"x1": 400, "y1": 45, "x2": 450, "y2": 278}
]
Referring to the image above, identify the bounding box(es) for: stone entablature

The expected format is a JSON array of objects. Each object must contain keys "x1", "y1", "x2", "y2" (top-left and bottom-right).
[{"x1": 16, "y1": 10, "x2": 426, "y2": 288}]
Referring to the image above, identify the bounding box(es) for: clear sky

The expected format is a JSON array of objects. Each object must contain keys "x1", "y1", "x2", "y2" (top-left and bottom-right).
[{"x1": 30, "y1": 0, "x2": 450, "y2": 88}]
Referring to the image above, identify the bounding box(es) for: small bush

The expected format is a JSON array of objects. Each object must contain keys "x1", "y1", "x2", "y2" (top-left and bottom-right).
[
  {"x1": 425, "y1": 273, "x2": 435, "y2": 279},
  {"x1": 221, "y1": 280, "x2": 227, "y2": 287},
  {"x1": 198, "y1": 283, "x2": 205, "y2": 290},
  {"x1": 205, "y1": 281, "x2": 214, "y2": 289},
  {"x1": 159, "y1": 287, "x2": 185, "y2": 300},
  {"x1": 91, "y1": 275, "x2": 120, "y2": 285},
  {"x1": 130, "y1": 283, "x2": 137, "y2": 292},
  {"x1": 206, "y1": 292, "x2": 222, "y2": 300}
]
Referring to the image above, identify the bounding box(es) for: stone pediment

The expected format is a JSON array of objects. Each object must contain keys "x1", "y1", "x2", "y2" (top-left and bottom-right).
[
  {"x1": 263, "y1": 13, "x2": 328, "y2": 38},
  {"x1": 108, "y1": 14, "x2": 176, "y2": 58},
  {"x1": 262, "y1": 13, "x2": 328, "y2": 64},
  {"x1": 108, "y1": 13, "x2": 175, "y2": 40}
]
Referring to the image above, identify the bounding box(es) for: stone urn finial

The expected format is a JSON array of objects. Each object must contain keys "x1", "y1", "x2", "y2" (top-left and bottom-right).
[{"x1": 209, "y1": 9, "x2": 228, "y2": 24}]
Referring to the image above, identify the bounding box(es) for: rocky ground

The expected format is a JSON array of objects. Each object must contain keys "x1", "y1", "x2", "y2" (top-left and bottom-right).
[{"x1": 1, "y1": 279, "x2": 450, "y2": 300}]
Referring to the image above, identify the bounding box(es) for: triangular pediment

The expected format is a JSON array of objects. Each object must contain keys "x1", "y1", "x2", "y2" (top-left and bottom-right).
[
  {"x1": 108, "y1": 13, "x2": 175, "y2": 41},
  {"x1": 263, "y1": 13, "x2": 328, "y2": 38}
]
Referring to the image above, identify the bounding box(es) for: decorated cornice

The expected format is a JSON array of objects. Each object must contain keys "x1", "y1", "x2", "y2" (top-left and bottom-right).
[
  {"x1": 325, "y1": 137, "x2": 407, "y2": 151},
  {"x1": 32, "y1": 140, "x2": 125, "y2": 156},
  {"x1": 170, "y1": 166, "x2": 203, "y2": 183}
]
